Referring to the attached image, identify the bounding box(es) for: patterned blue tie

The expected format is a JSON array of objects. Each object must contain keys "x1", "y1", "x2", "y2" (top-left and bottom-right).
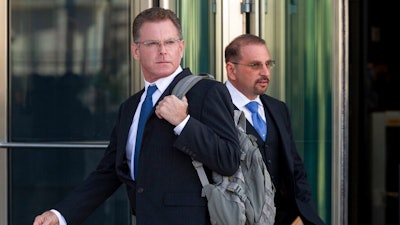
[
  {"x1": 246, "y1": 101, "x2": 267, "y2": 141},
  {"x1": 134, "y1": 85, "x2": 157, "y2": 178}
]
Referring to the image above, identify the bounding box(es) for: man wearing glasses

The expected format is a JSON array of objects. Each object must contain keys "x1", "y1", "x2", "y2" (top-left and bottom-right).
[
  {"x1": 224, "y1": 34, "x2": 325, "y2": 225},
  {"x1": 33, "y1": 7, "x2": 240, "y2": 225}
]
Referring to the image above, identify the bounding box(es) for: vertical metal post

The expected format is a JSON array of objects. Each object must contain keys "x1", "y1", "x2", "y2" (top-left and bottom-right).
[{"x1": 0, "y1": 0, "x2": 8, "y2": 224}]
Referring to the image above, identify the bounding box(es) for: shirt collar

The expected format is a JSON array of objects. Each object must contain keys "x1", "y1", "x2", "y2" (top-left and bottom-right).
[
  {"x1": 143, "y1": 66, "x2": 183, "y2": 93},
  {"x1": 225, "y1": 80, "x2": 262, "y2": 110}
]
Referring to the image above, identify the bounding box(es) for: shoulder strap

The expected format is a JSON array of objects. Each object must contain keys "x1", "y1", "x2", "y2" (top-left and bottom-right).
[
  {"x1": 192, "y1": 160, "x2": 210, "y2": 186},
  {"x1": 172, "y1": 73, "x2": 214, "y2": 187},
  {"x1": 172, "y1": 74, "x2": 214, "y2": 99},
  {"x1": 234, "y1": 109, "x2": 246, "y2": 133}
]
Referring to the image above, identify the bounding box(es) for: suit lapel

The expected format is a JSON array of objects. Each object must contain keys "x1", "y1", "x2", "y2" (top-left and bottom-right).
[{"x1": 260, "y1": 95, "x2": 295, "y2": 171}]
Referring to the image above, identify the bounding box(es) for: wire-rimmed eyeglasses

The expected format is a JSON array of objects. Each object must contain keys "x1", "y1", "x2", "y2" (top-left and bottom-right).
[
  {"x1": 231, "y1": 60, "x2": 276, "y2": 70},
  {"x1": 135, "y1": 38, "x2": 182, "y2": 50}
]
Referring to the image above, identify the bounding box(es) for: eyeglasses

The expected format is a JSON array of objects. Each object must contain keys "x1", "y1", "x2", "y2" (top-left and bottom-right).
[
  {"x1": 135, "y1": 38, "x2": 182, "y2": 50},
  {"x1": 231, "y1": 60, "x2": 276, "y2": 70}
]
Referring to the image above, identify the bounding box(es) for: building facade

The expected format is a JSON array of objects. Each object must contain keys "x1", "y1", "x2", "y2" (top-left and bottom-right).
[{"x1": 0, "y1": 1, "x2": 347, "y2": 225}]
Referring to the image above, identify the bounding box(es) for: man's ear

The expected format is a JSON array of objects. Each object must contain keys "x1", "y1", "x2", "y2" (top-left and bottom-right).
[
  {"x1": 179, "y1": 40, "x2": 185, "y2": 58},
  {"x1": 131, "y1": 43, "x2": 140, "y2": 60},
  {"x1": 226, "y1": 62, "x2": 237, "y2": 80}
]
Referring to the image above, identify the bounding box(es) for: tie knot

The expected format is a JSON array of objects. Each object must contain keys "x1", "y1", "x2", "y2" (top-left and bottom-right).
[
  {"x1": 246, "y1": 101, "x2": 259, "y2": 114},
  {"x1": 146, "y1": 85, "x2": 157, "y2": 97}
]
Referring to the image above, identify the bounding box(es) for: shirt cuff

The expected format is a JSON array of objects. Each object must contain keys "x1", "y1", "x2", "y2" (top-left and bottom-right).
[
  {"x1": 174, "y1": 115, "x2": 190, "y2": 135},
  {"x1": 50, "y1": 209, "x2": 67, "y2": 225}
]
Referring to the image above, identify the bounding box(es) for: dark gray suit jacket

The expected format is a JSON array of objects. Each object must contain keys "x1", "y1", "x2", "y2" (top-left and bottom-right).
[
  {"x1": 247, "y1": 94, "x2": 325, "y2": 225},
  {"x1": 54, "y1": 68, "x2": 241, "y2": 225}
]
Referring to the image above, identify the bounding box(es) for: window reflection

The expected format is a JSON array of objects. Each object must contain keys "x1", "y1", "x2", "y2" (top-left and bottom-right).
[
  {"x1": 177, "y1": 1, "x2": 215, "y2": 76},
  {"x1": 10, "y1": 0, "x2": 130, "y2": 141},
  {"x1": 10, "y1": 148, "x2": 131, "y2": 225},
  {"x1": 9, "y1": 1, "x2": 132, "y2": 224}
]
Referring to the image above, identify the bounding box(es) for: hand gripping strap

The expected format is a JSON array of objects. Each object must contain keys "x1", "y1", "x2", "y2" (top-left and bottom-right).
[{"x1": 172, "y1": 74, "x2": 214, "y2": 187}]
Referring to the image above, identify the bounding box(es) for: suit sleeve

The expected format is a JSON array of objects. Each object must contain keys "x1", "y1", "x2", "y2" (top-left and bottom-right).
[
  {"x1": 53, "y1": 107, "x2": 124, "y2": 225},
  {"x1": 173, "y1": 80, "x2": 241, "y2": 176}
]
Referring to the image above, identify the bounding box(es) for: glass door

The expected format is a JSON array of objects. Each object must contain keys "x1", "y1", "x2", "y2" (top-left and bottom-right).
[
  {"x1": 4, "y1": 0, "x2": 140, "y2": 224},
  {"x1": 246, "y1": 0, "x2": 333, "y2": 223}
]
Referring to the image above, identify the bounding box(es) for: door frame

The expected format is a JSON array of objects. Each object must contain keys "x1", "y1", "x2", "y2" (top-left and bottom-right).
[{"x1": 0, "y1": 0, "x2": 8, "y2": 224}]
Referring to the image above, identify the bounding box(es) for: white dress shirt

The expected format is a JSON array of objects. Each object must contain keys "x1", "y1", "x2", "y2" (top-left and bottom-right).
[{"x1": 225, "y1": 80, "x2": 266, "y2": 125}]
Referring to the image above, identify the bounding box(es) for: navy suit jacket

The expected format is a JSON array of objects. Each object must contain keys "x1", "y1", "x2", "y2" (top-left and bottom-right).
[
  {"x1": 54, "y1": 68, "x2": 241, "y2": 225},
  {"x1": 246, "y1": 94, "x2": 325, "y2": 225}
]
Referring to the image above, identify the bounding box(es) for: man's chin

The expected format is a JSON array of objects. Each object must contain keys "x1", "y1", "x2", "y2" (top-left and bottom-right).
[{"x1": 256, "y1": 85, "x2": 268, "y2": 94}]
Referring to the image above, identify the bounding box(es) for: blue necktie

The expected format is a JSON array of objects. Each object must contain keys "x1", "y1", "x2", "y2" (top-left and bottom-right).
[
  {"x1": 134, "y1": 85, "x2": 157, "y2": 178},
  {"x1": 246, "y1": 101, "x2": 267, "y2": 141}
]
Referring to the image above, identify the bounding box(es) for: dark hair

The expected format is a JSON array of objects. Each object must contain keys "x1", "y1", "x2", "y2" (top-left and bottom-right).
[
  {"x1": 132, "y1": 7, "x2": 183, "y2": 42},
  {"x1": 224, "y1": 34, "x2": 266, "y2": 63}
]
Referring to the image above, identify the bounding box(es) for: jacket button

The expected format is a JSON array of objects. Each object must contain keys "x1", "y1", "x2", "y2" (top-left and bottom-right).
[{"x1": 137, "y1": 187, "x2": 144, "y2": 193}]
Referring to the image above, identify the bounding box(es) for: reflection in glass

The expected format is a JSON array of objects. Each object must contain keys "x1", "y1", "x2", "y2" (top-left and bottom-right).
[
  {"x1": 10, "y1": 148, "x2": 131, "y2": 225},
  {"x1": 9, "y1": 1, "x2": 132, "y2": 224},
  {"x1": 177, "y1": 1, "x2": 215, "y2": 76},
  {"x1": 10, "y1": 0, "x2": 131, "y2": 141},
  {"x1": 285, "y1": 0, "x2": 332, "y2": 222}
]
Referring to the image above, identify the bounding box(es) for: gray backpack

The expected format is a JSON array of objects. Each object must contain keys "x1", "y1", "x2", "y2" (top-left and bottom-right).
[{"x1": 172, "y1": 74, "x2": 276, "y2": 225}]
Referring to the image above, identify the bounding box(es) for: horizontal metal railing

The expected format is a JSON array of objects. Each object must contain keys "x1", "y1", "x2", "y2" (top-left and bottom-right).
[{"x1": 0, "y1": 142, "x2": 108, "y2": 149}]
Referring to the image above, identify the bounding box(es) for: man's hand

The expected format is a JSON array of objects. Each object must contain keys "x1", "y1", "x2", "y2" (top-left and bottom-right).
[
  {"x1": 155, "y1": 95, "x2": 188, "y2": 125},
  {"x1": 33, "y1": 210, "x2": 59, "y2": 225}
]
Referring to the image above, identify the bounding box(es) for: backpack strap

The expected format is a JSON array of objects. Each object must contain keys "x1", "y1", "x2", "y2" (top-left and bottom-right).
[
  {"x1": 172, "y1": 73, "x2": 214, "y2": 99},
  {"x1": 234, "y1": 110, "x2": 246, "y2": 133},
  {"x1": 171, "y1": 73, "x2": 214, "y2": 187},
  {"x1": 192, "y1": 160, "x2": 210, "y2": 186}
]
